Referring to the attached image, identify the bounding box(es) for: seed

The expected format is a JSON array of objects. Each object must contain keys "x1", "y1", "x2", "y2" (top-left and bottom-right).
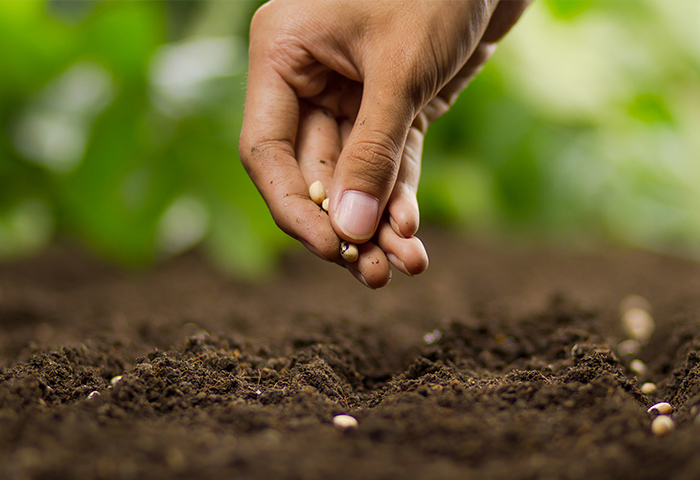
[
  {"x1": 641, "y1": 383, "x2": 657, "y2": 394},
  {"x1": 617, "y1": 339, "x2": 641, "y2": 357},
  {"x1": 630, "y1": 359, "x2": 647, "y2": 375},
  {"x1": 340, "y1": 241, "x2": 359, "y2": 263},
  {"x1": 87, "y1": 391, "x2": 101, "y2": 400},
  {"x1": 651, "y1": 415, "x2": 674, "y2": 437},
  {"x1": 648, "y1": 402, "x2": 673, "y2": 415},
  {"x1": 321, "y1": 198, "x2": 329, "y2": 212},
  {"x1": 308, "y1": 180, "x2": 326, "y2": 205},
  {"x1": 423, "y1": 330, "x2": 442, "y2": 345},
  {"x1": 110, "y1": 375, "x2": 123, "y2": 386},
  {"x1": 621, "y1": 307, "x2": 655, "y2": 343},
  {"x1": 333, "y1": 414, "x2": 358, "y2": 431}
]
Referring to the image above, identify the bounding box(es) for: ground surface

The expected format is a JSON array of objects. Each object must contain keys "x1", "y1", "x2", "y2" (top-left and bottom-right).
[{"x1": 2, "y1": 229, "x2": 700, "y2": 479}]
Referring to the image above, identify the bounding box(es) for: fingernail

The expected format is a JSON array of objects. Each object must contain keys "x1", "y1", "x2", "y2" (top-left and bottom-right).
[
  {"x1": 335, "y1": 190, "x2": 380, "y2": 241},
  {"x1": 389, "y1": 216, "x2": 405, "y2": 238},
  {"x1": 386, "y1": 253, "x2": 412, "y2": 276},
  {"x1": 348, "y1": 267, "x2": 373, "y2": 289}
]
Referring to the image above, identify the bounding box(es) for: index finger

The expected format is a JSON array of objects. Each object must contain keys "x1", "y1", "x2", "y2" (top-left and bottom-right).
[{"x1": 239, "y1": 41, "x2": 340, "y2": 260}]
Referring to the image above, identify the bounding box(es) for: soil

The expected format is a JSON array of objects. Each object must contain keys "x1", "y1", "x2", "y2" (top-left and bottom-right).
[{"x1": 2, "y1": 228, "x2": 700, "y2": 480}]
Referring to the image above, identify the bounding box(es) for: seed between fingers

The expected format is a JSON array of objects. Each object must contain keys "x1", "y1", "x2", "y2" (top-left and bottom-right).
[
  {"x1": 309, "y1": 180, "x2": 326, "y2": 205},
  {"x1": 340, "y1": 241, "x2": 359, "y2": 263}
]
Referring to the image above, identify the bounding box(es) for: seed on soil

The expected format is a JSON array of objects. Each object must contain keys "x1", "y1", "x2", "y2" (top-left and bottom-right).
[
  {"x1": 621, "y1": 307, "x2": 655, "y2": 343},
  {"x1": 321, "y1": 198, "x2": 329, "y2": 212},
  {"x1": 340, "y1": 241, "x2": 359, "y2": 263},
  {"x1": 617, "y1": 339, "x2": 641, "y2": 357},
  {"x1": 423, "y1": 330, "x2": 442, "y2": 345},
  {"x1": 648, "y1": 402, "x2": 673, "y2": 415},
  {"x1": 308, "y1": 180, "x2": 326, "y2": 205},
  {"x1": 641, "y1": 383, "x2": 657, "y2": 394},
  {"x1": 110, "y1": 375, "x2": 123, "y2": 386},
  {"x1": 651, "y1": 415, "x2": 675, "y2": 437},
  {"x1": 333, "y1": 414, "x2": 359, "y2": 431},
  {"x1": 87, "y1": 391, "x2": 101, "y2": 400},
  {"x1": 630, "y1": 359, "x2": 647, "y2": 375}
]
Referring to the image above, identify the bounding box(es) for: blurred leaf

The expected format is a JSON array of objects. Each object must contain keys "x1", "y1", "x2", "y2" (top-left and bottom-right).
[
  {"x1": 81, "y1": 1, "x2": 165, "y2": 82},
  {"x1": 544, "y1": 0, "x2": 593, "y2": 20},
  {"x1": 627, "y1": 93, "x2": 674, "y2": 125}
]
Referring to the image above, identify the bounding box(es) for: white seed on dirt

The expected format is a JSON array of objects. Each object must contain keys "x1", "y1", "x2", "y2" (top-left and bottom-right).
[
  {"x1": 648, "y1": 402, "x2": 673, "y2": 415},
  {"x1": 340, "y1": 241, "x2": 359, "y2": 263},
  {"x1": 651, "y1": 415, "x2": 675, "y2": 437},
  {"x1": 641, "y1": 383, "x2": 657, "y2": 394},
  {"x1": 110, "y1": 375, "x2": 123, "y2": 387},
  {"x1": 423, "y1": 330, "x2": 442, "y2": 345},
  {"x1": 333, "y1": 414, "x2": 359, "y2": 431},
  {"x1": 308, "y1": 180, "x2": 326, "y2": 205},
  {"x1": 321, "y1": 198, "x2": 329, "y2": 212},
  {"x1": 621, "y1": 307, "x2": 655, "y2": 343},
  {"x1": 630, "y1": 359, "x2": 647, "y2": 375},
  {"x1": 617, "y1": 339, "x2": 641, "y2": 357},
  {"x1": 87, "y1": 391, "x2": 101, "y2": 400}
]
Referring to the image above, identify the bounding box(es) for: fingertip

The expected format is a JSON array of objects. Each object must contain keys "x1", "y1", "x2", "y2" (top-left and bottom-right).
[
  {"x1": 347, "y1": 266, "x2": 392, "y2": 289},
  {"x1": 389, "y1": 212, "x2": 418, "y2": 238},
  {"x1": 387, "y1": 194, "x2": 420, "y2": 238},
  {"x1": 376, "y1": 222, "x2": 429, "y2": 277},
  {"x1": 346, "y1": 242, "x2": 391, "y2": 289},
  {"x1": 386, "y1": 237, "x2": 429, "y2": 276}
]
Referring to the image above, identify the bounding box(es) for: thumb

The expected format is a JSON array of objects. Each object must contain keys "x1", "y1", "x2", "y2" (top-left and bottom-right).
[{"x1": 330, "y1": 86, "x2": 413, "y2": 243}]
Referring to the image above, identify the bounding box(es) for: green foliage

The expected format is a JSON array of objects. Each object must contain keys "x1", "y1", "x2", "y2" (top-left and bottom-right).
[
  {"x1": 422, "y1": 0, "x2": 700, "y2": 255},
  {"x1": 0, "y1": 0, "x2": 698, "y2": 274}
]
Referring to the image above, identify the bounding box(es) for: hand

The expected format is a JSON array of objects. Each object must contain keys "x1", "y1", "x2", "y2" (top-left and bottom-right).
[{"x1": 239, "y1": 0, "x2": 530, "y2": 288}]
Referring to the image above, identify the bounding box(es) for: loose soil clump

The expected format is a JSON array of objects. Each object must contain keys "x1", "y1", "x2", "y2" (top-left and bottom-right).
[{"x1": 2, "y1": 229, "x2": 700, "y2": 479}]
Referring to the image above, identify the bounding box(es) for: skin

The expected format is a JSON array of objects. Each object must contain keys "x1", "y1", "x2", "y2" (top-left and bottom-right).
[{"x1": 240, "y1": 0, "x2": 531, "y2": 288}]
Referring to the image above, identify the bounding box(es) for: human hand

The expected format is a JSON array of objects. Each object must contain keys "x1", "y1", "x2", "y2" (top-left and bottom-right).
[{"x1": 239, "y1": 0, "x2": 530, "y2": 288}]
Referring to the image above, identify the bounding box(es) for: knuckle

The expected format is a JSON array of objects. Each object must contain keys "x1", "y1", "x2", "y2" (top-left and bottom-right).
[{"x1": 345, "y1": 134, "x2": 402, "y2": 187}]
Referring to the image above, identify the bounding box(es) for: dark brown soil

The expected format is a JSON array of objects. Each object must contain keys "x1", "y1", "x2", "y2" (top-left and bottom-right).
[{"x1": 2, "y1": 228, "x2": 700, "y2": 480}]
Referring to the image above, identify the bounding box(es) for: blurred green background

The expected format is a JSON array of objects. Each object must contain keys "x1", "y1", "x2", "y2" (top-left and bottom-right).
[{"x1": 1, "y1": 0, "x2": 698, "y2": 278}]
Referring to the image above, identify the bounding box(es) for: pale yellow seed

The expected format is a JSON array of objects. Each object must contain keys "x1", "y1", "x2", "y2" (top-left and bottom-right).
[
  {"x1": 630, "y1": 359, "x2": 647, "y2": 375},
  {"x1": 651, "y1": 415, "x2": 674, "y2": 437},
  {"x1": 308, "y1": 180, "x2": 326, "y2": 205},
  {"x1": 641, "y1": 383, "x2": 657, "y2": 395},
  {"x1": 617, "y1": 339, "x2": 641, "y2": 357},
  {"x1": 648, "y1": 402, "x2": 673, "y2": 415},
  {"x1": 333, "y1": 414, "x2": 359, "y2": 430},
  {"x1": 321, "y1": 198, "x2": 329, "y2": 212},
  {"x1": 621, "y1": 307, "x2": 655, "y2": 343},
  {"x1": 340, "y1": 241, "x2": 359, "y2": 263}
]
